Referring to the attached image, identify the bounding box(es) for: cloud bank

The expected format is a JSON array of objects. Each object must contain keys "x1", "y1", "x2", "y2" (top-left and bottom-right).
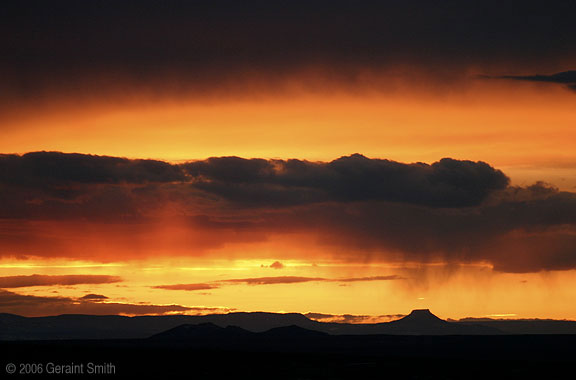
[
  {"x1": 1, "y1": 152, "x2": 576, "y2": 273},
  {"x1": 186, "y1": 154, "x2": 509, "y2": 208},
  {"x1": 2, "y1": 0, "x2": 575, "y2": 111}
]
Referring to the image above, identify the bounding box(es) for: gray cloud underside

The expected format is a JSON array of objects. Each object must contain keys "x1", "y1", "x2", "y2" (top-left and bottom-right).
[
  {"x1": 1, "y1": 152, "x2": 576, "y2": 273},
  {"x1": 270, "y1": 185, "x2": 576, "y2": 273},
  {"x1": 1, "y1": 151, "x2": 509, "y2": 209},
  {"x1": 185, "y1": 154, "x2": 509, "y2": 208}
]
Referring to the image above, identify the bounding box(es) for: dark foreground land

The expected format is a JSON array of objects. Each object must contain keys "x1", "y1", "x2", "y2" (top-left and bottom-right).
[{"x1": 2, "y1": 334, "x2": 575, "y2": 379}]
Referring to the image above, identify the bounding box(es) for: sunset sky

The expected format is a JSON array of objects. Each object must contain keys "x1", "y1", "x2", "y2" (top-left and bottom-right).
[{"x1": 1, "y1": 1, "x2": 576, "y2": 321}]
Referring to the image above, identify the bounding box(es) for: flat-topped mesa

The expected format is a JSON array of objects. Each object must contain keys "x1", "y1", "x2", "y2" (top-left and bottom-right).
[{"x1": 396, "y1": 309, "x2": 447, "y2": 325}]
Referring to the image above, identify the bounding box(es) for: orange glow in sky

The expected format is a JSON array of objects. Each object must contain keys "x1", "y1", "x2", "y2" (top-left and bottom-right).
[
  {"x1": 2, "y1": 73, "x2": 576, "y2": 320},
  {"x1": 3, "y1": 80, "x2": 575, "y2": 189},
  {"x1": 2, "y1": 255, "x2": 576, "y2": 320}
]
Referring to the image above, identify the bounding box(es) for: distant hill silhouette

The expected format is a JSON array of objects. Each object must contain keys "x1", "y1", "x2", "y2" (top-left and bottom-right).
[
  {"x1": 151, "y1": 323, "x2": 252, "y2": 340},
  {"x1": 0, "y1": 311, "x2": 320, "y2": 340},
  {"x1": 456, "y1": 318, "x2": 576, "y2": 335},
  {"x1": 4, "y1": 309, "x2": 576, "y2": 340},
  {"x1": 261, "y1": 325, "x2": 328, "y2": 338},
  {"x1": 151, "y1": 323, "x2": 327, "y2": 341}
]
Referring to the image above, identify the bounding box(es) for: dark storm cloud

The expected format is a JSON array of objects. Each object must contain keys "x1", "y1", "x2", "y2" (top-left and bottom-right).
[
  {"x1": 485, "y1": 71, "x2": 576, "y2": 92},
  {"x1": 1, "y1": 1, "x2": 575, "y2": 105},
  {"x1": 2, "y1": 152, "x2": 576, "y2": 272},
  {"x1": 0, "y1": 289, "x2": 227, "y2": 317},
  {"x1": 0, "y1": 152, "x2": 185, "y2": 186},
  {"x1": 0, "y1": 274, "x2": 121, "y2": 288},
  {"x1": 0, "y1": 151, "x2": 187, "y2": 220},
  {"x1": 0, "y1": 152, "x2": 509, "y2": 221},
  {"x1": 186, "y1": 154, "x2": 509, "y2": 207}
]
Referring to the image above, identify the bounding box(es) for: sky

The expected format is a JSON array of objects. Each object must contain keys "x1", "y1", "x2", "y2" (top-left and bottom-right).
[{"x1": 1, "y1": 0, "x2": 576, "y2": 321}]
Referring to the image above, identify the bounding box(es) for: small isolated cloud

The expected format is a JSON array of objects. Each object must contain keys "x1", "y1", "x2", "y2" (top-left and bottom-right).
[
  {"x1": 0, "y1": 274, "x2": 122, "y2": 288},
  {"x1": 269, "y1": 261, "x2": 284, "y2": 269},
  {"x1": 79, "y1": 294, "x2": 109, "y2": 301}
]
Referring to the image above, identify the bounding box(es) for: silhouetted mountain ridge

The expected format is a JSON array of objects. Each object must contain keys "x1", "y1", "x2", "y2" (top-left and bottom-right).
[
  {"x1": 151, "y1": 323, "x2": 328, "y2": 340},
  {"x1": 261, "y1": 325, "x2": 329, "y2": 338},
  {"x1": 3, "y1": 310, "x2": 576, "y2": 340},
  {"x1": 363, "y1": 309, "x2": 499, "y2": 335},
  {"x1": 151, "y1": 323, "x2": 253, "y2": 339}
]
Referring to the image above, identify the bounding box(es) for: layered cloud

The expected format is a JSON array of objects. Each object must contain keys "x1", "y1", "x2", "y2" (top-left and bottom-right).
[
  {"x1": 305, "y1": 312, "x2": 406, "y2": 324},
  {"x1": 0, "y1": 151, "x2": 185, "y2": 186},
  {"x1": 1, "y1": 152, "x2": 576, "y2": 273},
  {"x1": 0, "y1": 289, "x2": 230, "y2": 317},
  {"x1": 154, "y1": 284, "x2": 219, "y2": 291},
  {"x1": 154, "y1": 275, "x2": 403, "y2": 290},
  {"x1": 1, "y1": 151, "x2": 509, "y2": 218},
  {"x1": 486, "y1": 71, "x2": 576, "y2": 92},
  {"x1": 0, "y1": 274, "x2": 121, "y2": 288}
]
